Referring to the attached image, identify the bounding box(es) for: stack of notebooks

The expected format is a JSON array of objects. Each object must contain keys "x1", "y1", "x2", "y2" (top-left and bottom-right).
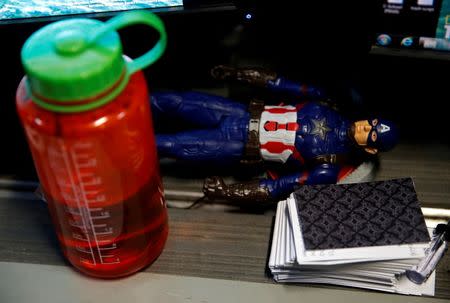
[{"x1": 268, "y1": 177, "x2": 436, "y2": 296}]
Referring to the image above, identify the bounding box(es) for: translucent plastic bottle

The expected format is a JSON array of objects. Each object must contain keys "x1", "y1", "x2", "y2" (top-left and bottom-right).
[{"x1": 16, "y1": 11, "x2": 169, "y2": 278}]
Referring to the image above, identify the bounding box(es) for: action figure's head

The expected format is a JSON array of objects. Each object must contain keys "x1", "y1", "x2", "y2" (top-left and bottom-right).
[{"x1": 351, "y1": 118, "x2": 398, "y2": 154}]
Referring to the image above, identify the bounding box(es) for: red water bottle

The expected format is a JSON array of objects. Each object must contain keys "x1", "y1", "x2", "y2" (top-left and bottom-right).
[{"x1": 16, "y1": 11, "x2": 168, "y2": 278}]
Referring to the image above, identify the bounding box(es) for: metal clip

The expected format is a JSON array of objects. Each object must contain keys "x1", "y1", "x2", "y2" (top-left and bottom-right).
[{"x1": 406, "y1": 221, "x2": 449, "y2": 284}]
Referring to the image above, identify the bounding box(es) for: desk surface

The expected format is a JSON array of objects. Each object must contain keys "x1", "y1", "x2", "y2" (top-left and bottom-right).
[
  {"x1": 1, "y1": 142, "x2": 449, "y2": 301},
  {"x1": 0, "y1": 187, "x2": 449, "y2": 302}
]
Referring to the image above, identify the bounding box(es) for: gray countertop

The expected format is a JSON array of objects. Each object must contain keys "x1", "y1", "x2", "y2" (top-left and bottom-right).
[{"x1": 0, "y1": 142, "x2": 449, "y2": 302}]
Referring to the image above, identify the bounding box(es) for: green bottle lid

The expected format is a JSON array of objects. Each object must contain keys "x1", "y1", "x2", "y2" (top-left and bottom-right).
[{"x1": 21, "y1": 11, "x2": 167, "y2": 113}]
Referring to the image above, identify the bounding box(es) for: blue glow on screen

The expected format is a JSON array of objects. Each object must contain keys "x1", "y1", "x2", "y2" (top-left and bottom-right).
[{"x1": 0, "y1": 0, "x2": 182, "y2": 21}]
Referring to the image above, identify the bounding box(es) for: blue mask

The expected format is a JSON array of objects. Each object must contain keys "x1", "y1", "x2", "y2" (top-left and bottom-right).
[{"x1": 366, "y1": 118, "x2": 398, "y2": 152}]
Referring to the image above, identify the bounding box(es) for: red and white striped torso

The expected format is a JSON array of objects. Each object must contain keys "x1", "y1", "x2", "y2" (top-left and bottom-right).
[{"x1": 259, "y1": 105, "x2": 299, "y2": 163}]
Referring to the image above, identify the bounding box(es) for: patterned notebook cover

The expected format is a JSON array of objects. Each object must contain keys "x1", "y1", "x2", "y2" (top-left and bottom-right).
[{"x1": 293, "y1": 178, "x2": 430, "y2": 250}]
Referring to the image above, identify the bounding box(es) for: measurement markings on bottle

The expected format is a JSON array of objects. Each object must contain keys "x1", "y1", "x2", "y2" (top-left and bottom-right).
[
  {"x1": 51, "y1": 139, "x2": 120, "y2": 265},
  {"x1": 71, "y1": 141, "x2": 119, "y2": 264}
]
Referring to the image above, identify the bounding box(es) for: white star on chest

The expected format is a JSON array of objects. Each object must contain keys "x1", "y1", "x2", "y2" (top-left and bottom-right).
[{"x1": 310, "y1": 118, "x2": 331, "y2": 140}]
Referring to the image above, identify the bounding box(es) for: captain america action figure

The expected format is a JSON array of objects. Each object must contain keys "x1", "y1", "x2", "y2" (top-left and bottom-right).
[{"x1": 152, "y1": 66, "x2": 398, "y2": 204}]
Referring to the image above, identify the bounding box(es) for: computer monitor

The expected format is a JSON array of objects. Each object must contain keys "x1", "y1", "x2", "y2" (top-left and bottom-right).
[
  {"x1": 376, "y1": 0, "x2": 450, "y2": 51},
  {"x1": 0, "y1": 1, "x2": 184, "y2": 23},
  {"x1": 0, "y1": 0, "x2": 237, "y2": 24}
]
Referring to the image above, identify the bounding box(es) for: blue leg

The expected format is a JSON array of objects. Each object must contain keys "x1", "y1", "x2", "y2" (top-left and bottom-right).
[
  {"x1": 157, "y1": 130, "x2": 245, "y2": 163},
  {"x1": 151, "y1": 91, "x2": 247, "y2": 128},
  {"x1": 157, "y1": 116, "x2": 249, "y2": 163}
]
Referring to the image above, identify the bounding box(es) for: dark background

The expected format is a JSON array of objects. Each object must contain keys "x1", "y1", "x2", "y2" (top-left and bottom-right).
[{"x1": 0, "y1": 0, "x2": 448, "y2": 179}]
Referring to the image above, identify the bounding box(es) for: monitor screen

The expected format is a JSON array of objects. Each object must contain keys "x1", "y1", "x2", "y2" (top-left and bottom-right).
[
  {"x1": 376, "y1": 0, "x2": 450, "y2": 51},
  {"x1": 0, "y1": 0, "x2": 183, "y2": 23}
]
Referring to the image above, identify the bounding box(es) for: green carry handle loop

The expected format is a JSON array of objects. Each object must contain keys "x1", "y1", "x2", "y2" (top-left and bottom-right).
[{"x1": 91, "y1": 10, "x2": 167, "y2": 75}]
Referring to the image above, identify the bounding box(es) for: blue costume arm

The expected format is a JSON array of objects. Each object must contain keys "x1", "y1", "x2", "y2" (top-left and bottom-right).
[
  {"x1": 211, "y1": 65, "x2": 325, "y2": 99},
  {"x1": 203, "y1": 164, "x2": 342, "y2": 203},
  {"x1": 266, "y1": 77, "x2": 324, "y2": 99},
  {"x1": 259, "y1": 164, "x2": 341, "y2": 199}
]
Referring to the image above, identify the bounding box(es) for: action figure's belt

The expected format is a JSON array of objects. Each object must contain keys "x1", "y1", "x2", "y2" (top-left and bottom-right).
[{"x1": 241, "y1": 99, "x2": 265, "y2": 165}]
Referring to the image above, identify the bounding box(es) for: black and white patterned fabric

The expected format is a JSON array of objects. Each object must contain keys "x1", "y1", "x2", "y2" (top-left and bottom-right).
[{"x1": 294, "y1": 178, "x2": 430, "y2": 250}]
